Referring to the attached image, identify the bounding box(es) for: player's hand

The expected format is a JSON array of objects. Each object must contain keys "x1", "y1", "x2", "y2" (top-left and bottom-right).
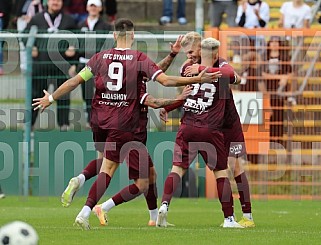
[
  {"x1": 198, "y1": 67, "x2": 222, "y2": 83},
  {"x1": 65, "y1": 45, "x2": 76, "y2": 57},
  {"x1": 170, "y1": 35, "x2": 184, "y2": 54},
  {"x1": 68, "y1": 65, "x2": 77, "y2": 77},
  {"x1": 159, "y1": 108, "x2": 169, "y2": 122},
  {"x1": 184, "y1": 64, "x2": 200, "y2": 76},
  {"x1": 177, "y1": 85, "x2": 192, "y2": 100},
  {"x1": 32, "y1": 90, "x2": 51, "y2": 113}
]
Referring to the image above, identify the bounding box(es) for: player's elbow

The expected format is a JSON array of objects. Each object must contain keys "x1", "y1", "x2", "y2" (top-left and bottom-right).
[
  {"x1": 157, "y1": 74, "x2": 174, "y2": 87},
  {"x1": 145, "y1": 101, "x2": 160, "y2": 109},
  {"x1": 144, "y1": 96, "x2": 161, "y2": 109},
  {"x1": 158, "y1": 79, "x2": 170, "y2": 87}
]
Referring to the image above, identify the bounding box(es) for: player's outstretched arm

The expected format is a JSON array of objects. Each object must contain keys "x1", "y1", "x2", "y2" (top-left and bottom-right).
[
  {"x1": 156, "y1": 68, "x2": 218, "y2": 87},
  {"x1": 32, "y1": 75, "x2": 85, "y2": 112},
  {"x1": 144, "y1": 85, "x2": 192, "y2": 109}
]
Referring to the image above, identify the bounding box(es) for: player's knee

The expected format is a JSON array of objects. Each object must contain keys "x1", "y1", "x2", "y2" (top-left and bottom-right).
[
  {"x1": 171, "y1": 165, "x2": 186, "y2": 177},
  {"x1": 149, "y1": 167, "x2": 157, "y2": 184},
  {"x1": 214, "y1": 169, "x2": 229, "y2": 179},
  {"x1": 135, "y1": 179, "x2": 149, "y2": 193}
]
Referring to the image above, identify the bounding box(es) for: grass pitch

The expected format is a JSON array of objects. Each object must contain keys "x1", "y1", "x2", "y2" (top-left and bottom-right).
[{"x1": 0, "y1": 196, "x2": 320, "y2": 244}]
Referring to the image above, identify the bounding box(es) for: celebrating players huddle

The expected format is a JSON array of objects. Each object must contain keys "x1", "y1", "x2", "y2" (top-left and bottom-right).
[{"x1": 32, "y1": 18, "x2": 255, "y2": 230}]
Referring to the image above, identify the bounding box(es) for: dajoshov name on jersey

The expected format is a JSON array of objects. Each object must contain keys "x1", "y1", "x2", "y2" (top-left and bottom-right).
[{"x1": 101, "y1": 93, "x2": 127, "y2": 100}]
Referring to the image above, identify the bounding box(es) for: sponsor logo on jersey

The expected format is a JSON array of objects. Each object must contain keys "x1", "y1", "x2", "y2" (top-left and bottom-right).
[
  {"x1": 183, "y1": 99, "x2": 208, "y2": 114},
  {"x1": 230, "y1": 144, "x2": 243, "y2": 155},
  {"x1": 98, "y1": 100, "x2": 129, "y2": 107}
]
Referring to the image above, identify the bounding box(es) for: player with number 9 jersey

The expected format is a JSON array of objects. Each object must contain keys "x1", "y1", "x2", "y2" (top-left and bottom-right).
[{"x1": 86, "y1": 49, "x2": 162, "y2": 132}]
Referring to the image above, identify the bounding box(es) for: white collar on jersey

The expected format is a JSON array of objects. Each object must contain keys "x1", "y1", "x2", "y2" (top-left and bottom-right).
[{"x1": 114, "y1": 48, "x2": 131, "y2": 51}]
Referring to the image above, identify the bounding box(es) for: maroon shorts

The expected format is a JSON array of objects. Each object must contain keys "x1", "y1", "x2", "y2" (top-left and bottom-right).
[
  {"x1": 93, "y1": 128, "x2": 135, "y2": 163},
  {"x1": 222, "y1": 119, "x2": 247, "y2": 158},
  {"x1": 127, "y1": 131, "x2": 153, "y2": 180},
  {"x1": 173, "y1": 124, "x2": 228, "y2": 171}
]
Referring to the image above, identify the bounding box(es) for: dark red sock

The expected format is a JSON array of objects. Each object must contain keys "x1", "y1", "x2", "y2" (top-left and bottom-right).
[
  {"x1": 144, "y1": 183, "x2": 158, "y2": 210},
  {"x1": 235, "y1": 172, "x2": 252, "y2": 213},
  {"x1": 85, "y1": 172, "x2": 111, "y2": 209},
  {"x1": 161, "y1": 172, "x2": 181, "y2": 204},
  {"x1": 112, "y1": 184, "x2": 142, "y2": 206},
  {"x1": 216, "y1": 177, "x2": 234, "y2": 218},
  {"x1": 82, "y1": 158, "x2": 103, "y2": 180}
]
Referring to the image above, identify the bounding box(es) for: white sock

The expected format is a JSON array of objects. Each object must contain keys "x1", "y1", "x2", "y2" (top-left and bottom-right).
[
  {"x1": 243, "y1": 213, "x2": 253, "y2": 220},
  {"x1": 149, "y1": 208, "x2": 158, "y2": 221},
  {"x1": 77, "y1": 174, "x2": 86, "y2": 188},
  {"x1": 78, "y1": 205, "x2": 91, "y2": 219},
  {"x1": 225, "y1": 216, "x2": 235, "y2": 222},
  {"x1": 101, "y1": 198, "x2": 115, "y2": 212}
]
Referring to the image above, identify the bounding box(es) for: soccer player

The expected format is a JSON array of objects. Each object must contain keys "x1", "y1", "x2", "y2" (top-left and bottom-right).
[
  {"x1": 32, "y1": 18, "x2": 216, "y2": 230},
  {"x1": 156, "y1": 37, "x2": 243, "y2": 228},
  {"x1": 159, "y1": 32, "x2": 255, "y2": 228},
  {"x1": 60, "y1": 35, "x2": 189, "y2": 227}
]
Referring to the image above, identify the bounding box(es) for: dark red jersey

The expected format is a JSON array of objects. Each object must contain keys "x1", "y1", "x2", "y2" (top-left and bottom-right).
[
  {"x1": 137, "y1": 81, "x2": 149, "y2": 133},
  {"x1": 181, "y1": 58, "x2": 236, "y2": 129},
  {"x1": 181, "y1": 59, "x2": 235, "y2": 129},
  {"x1": 86, "y1": 48, "x2": 162, "y2": 131}
]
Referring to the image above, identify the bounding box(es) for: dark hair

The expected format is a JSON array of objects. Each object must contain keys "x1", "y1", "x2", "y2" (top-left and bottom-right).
[
  {"x1": 266, "y1": 38, "x2": 292, "y2": 74},
  {"x1": 267, "y1": 39, "x2": 290, "y2": 62},
  {"x1": 114, "y1": 18, "x2": 134, "y2": 34}
]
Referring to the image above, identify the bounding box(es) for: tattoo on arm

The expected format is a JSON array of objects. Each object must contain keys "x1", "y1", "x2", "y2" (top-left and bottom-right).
[
  {"x1": 157, "y1": 55, "x2": 175, "y2": 72},
  {"x1": 145, "y1": 95, "x2": 179, "y2": 109}
]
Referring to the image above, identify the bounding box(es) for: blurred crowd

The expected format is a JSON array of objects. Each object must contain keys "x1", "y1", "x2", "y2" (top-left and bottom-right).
[
  {"x1": 0, "y1": 0, "x2": 117, "y2": 31},
  {"x1": 0, "y1": 0, "x2": 319, "y2": 132}
]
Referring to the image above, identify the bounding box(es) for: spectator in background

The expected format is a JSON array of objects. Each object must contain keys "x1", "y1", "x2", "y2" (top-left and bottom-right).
[
  {"x1": 262, "y1": 36, "x2": 292, "y2": 146},
  {"x1": 26, "y1": 0, "x2": 77, "y2": 131},
  {"x1": 77, "y1": 0, "x2": 112, "y2": 128},
  {"x1": 0, "y1": 1, "x2": 12, "y2": 30},
  {"x1": 64, "y1": 0, "x2": 88, "y2": 24},
  {"x1": 14, "y1": 0, "x2": 44, "y2": 31},
  {"x1": 0, "y1": 1, "x2": 12, "y2": 75},
  {"x1": 240, "y1": 39, "x2": 264, "y2": 92},
  {"x1": 235, "y1": 0, "x2": 270, "y2": 60},
  {"x1": 209, "y1": 0, "x2": 238, "y2": 27},
  {"x1": 105, "y1": 0, "x2": 117, "y2": 25},
  {"x1": 278, "y1": 0, "x2": 312, "y2": 28},
  {"x1": 159, "y1": 0, "x2": 187, "y2": 25},
  {"x1": 236, "y1": 0, "x2": 270, "y2": 29}
]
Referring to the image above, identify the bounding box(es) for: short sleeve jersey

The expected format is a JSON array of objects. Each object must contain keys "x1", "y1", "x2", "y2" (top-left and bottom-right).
[
  {"x1": 86, "y1": 48, "x2": 162, "y2": 131},
  {"x1": 181, "y1": 58, "x2": 231, "y2": 129}
]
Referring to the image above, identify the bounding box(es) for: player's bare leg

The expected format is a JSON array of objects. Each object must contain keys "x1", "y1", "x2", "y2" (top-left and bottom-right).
[
  {"x1": 214, "y1": 170, "x2": 243, "y2": 228},
  {"x1": 93, "y1": 177, "x2": 149, "y2": 226},
  {"x1": 61, "y1": 152, "x2": 103, "y2": 207},
  {"x1": 156, "y1": 166, "x2": 187, "y2": 228},
  {"x1": 75, "y1": 157, "x2": 119, "y2": 230},
  {"x1": 229, "y1": 156, "x2": 255, "y2": 227},
  {"x1": 145, "y1": 166, "x2": 158, "y2": 226},
  {"x1": 93, "y1": 166, "x2": 158, "y2": 226}
]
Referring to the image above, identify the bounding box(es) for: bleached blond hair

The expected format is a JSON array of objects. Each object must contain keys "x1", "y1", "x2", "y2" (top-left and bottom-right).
[
  {"x1": 201, "y1": 38, "x2": 220, "y2": 51},
  {"x1": 181, "y1": 32, "x2": 202, "y2": 47}
]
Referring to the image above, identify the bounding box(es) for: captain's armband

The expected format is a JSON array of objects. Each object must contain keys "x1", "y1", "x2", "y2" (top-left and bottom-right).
[{"x1": 79, "y1": 66, "x2": 94, "y2": 81}]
